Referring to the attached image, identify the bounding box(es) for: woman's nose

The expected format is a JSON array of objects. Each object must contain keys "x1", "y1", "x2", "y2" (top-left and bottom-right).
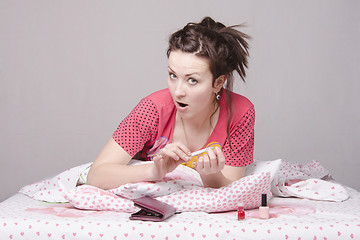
[{"x1": 174, "y1": 81, "x2": 186, "y2": 97}]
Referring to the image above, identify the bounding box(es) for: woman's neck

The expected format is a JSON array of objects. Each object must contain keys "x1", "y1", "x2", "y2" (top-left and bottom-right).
[
  {"x1": 176, "y1": 101, "x2": 220, "y2": 150},
  {"x1": 181, "y1": 100, "x2": 219, "y2": 129}
]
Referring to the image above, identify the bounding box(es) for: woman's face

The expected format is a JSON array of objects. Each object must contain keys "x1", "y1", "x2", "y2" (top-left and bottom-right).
[{"x1": 167, "y1": 50, "x2": 219, "y2": 120}]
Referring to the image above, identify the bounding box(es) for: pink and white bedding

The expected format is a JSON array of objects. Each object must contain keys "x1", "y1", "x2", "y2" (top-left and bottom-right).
[{"x1": 1, "y1": 159, "x2": 359, "y2": 239}]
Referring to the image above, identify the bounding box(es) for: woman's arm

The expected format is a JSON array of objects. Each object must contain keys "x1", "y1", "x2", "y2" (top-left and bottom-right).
[
  {"x1": 87, "y1": 138, "x2": 191, "y2": 190},
  {"x1": 87, "y1": 138, "x2": 157, "y2": 190},
  {"x1": 199, "y1": 165, "x2": 246, "y2": 188}
]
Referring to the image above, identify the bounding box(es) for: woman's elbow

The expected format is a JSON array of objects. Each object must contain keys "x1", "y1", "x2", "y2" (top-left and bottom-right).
[{"x1": 86, "y1": 165, "x2": 108, "y2": 189}]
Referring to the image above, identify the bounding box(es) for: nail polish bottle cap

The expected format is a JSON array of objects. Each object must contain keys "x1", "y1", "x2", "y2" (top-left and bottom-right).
[
  {"x1": 261, "y1": 194, "x2": 267, "y2": 207},
  {"x1": 238, "y1": 202, "x2": 244, "y2": 211}
]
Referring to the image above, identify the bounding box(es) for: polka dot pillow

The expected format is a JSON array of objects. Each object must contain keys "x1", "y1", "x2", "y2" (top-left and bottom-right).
[{"x1": 65, "y1": 171, "x2": 271, "y2": 213}]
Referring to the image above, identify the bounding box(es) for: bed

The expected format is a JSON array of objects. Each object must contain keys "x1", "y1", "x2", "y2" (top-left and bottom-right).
[{"x1": 1, "y1": 159, "x2": 359, "y2": 239}]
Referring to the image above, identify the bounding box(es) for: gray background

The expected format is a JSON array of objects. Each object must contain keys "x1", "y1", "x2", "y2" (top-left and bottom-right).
[{"x1": 1, "y1": 0, "x2": 359, "y2": 202}]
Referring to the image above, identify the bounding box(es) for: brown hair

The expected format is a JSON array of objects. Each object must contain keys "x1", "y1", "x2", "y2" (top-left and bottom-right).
[{"x1": 167, "y1": 16, "x2": 251, "y2": 149}]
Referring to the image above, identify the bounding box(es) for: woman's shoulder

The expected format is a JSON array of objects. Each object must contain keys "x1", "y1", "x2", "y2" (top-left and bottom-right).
[
  {"x1": 146, "y1": 88, "x2": 171, "y2": 100},
  {"x1": 141, "y1": 88, "x2": 175, "y2": 113},
  {"x1": 224, "y1": 91, "x2": 254, "y2": 124},
  {"x1": 226, "y1": 91, "x2": 254, "y2": 111},
  {"x1": 144, "y1": 89, "x2": 173, "y2": 105}
]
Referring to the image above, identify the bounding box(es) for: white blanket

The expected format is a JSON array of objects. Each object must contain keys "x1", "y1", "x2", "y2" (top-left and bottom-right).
[
  {"x1": 272, "y1": 160, "x2": 348, "y2": 201},
  {"x1": 19, "y1": 159, "x2": 348, "y2": 213}
]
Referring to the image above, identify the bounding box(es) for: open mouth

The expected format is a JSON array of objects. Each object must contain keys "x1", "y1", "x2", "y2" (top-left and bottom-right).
[{"x1": 177, "y1": 102, "x2": 188, "y2": 108}]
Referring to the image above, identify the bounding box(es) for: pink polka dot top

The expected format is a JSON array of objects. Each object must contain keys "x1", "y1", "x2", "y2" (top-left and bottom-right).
[{"x1": 113, "y1": 89, "x2": 255, "y2": 167}]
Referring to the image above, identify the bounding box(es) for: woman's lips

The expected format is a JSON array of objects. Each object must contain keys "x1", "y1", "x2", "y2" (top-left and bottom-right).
[
  {"x1": 177, "y1": 101, "x2": 188, "y2": 107},
  {"x1": 176, "y1": 101, "x2": 189, "y2": 111}
]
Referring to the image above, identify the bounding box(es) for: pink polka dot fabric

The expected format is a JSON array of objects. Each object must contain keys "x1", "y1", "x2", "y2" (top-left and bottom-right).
[
  {"x1": 112, "y1": 89, "x2": 255, "y2": 167},
  {"x1": 113, "y1": 98, "x2": 159, "y2": 158},
  {"x1": 223, "y1": 106, "x2": 255, "y2": 166},
  {"x1": 65, "y1": 171, "x2": 271, "y2": 213}
]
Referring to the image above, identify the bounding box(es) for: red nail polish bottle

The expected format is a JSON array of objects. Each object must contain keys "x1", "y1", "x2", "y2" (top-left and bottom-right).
[{"x1": 237, "y1": 203, "x2": 245, "y2": 220}]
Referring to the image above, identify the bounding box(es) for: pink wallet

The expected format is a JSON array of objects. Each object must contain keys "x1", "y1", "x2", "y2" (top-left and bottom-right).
[{"x1": 129, "y1": 197, "x2": 176, "y2": 222}]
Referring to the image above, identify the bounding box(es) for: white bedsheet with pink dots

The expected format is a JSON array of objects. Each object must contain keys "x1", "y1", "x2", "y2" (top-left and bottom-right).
[
  {"x1": 0, "y1": 159, "x2": 358, "y2": 239},
  {"x1": 0, "y1": 187, "x2": 359, "y2": 239}
]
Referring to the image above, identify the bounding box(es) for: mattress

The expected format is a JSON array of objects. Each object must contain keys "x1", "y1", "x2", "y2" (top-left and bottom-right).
[
  {"x1": 0, "y1": 187, "x2": 359, "y2": 239},
  {"x1": 1, "y1": 159, "x2": 359, "y2": 239}
]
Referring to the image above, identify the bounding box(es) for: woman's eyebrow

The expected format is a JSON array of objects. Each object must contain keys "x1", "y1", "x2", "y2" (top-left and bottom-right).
[
  {"x1": 168, "y1": 66, "x2": 199, "y2": 76},
  {"x1": 168, "y1": 66, "x2": 175, "y2": 72},
  {"x1": 185, "y1": 72, "x2": 199, "y2": 77}
]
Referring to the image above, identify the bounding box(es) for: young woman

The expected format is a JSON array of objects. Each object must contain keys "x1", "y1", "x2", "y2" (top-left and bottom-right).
[{"x1": 87, "y1": 17, "x2": 255, "y2": 189}]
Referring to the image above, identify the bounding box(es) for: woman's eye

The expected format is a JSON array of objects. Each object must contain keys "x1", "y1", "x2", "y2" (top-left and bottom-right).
[
  {"x1": 169, "y1": 73, "x2": 177, "y2": 79},
  {"x1": 188, "y1": 78, "x2": 198, "y2": 85}
]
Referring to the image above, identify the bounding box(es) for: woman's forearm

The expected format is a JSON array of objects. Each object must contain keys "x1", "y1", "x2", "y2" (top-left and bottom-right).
[
  {"x1": 87, "y1": 162, "x2": 157, "y2": 190},
  {"x1": 199, "y1": 171, "x2": 232, "y2": 188},
  {"x1": 200, "y1": 165, "x2": 246, "y2": 188}
]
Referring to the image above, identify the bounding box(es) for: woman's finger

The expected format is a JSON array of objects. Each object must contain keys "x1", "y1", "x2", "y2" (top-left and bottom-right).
[
  {"x1": 174, "y1": 147, "x2": 191, "y2": 161},
  {"x1": 161, "y1": 143, "x2": 191, "y2": 161},
  {"x1": 206, "y1": 147, "x2": 218, "y2": 168},
  {"x1": 201, "y1": 154, "x2": 211, "y2": 171},
  {"x1": 195, "y1": 155, "x2": 203, "y2": 170},
  {"x1": 214, "y1": 147, "x2": 226, "y2": 170},
  {"x1": 161, "y1": 148, "x2": 180, "y2": 160},
  {"x1": 174, "y1": 142, "x2": 192, "y2": 157}
]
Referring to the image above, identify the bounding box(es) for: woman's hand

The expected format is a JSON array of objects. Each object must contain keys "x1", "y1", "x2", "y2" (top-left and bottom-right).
[
  {"x1": 152, "y1": 142, "x2": 191, "y2": 180},
  {"x1": 194, "y1": 147, "x2": 226, "y2": 175}
]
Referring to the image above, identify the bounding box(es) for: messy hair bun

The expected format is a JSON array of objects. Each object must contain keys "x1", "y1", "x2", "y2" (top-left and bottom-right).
[{"x1": 167, "y1": 16, "x2": 250, "y2": 86}]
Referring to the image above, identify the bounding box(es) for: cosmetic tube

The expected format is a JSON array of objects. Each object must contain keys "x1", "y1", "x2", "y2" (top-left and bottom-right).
[
  {"x1": 237, "y1": 203, "x2": 245, "y2": 220},
  {"x1": 259, "y1": 193, "x2": 269, "y2": 219}
]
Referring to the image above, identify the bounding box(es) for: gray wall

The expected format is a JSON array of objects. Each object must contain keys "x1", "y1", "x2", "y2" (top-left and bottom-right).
[{"x1": 1, "y1": 0, "x2": 359, "y2": 202}]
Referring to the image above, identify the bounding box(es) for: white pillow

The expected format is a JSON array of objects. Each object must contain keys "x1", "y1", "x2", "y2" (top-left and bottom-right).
[{"x1": 245, "y1": 159, "x2": 282, "y2": 182}]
